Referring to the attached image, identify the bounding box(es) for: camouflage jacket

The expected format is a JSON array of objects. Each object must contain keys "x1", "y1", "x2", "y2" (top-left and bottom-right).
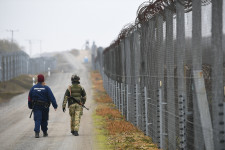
[{"x1": 62, "y1": 83, "x2": 86, "y2": 108}]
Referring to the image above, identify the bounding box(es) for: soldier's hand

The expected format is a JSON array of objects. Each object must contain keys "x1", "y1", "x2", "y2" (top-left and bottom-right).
[
  {"x1": 63, "y1": 107, "x2": 66, "y2": 112},
  {"x1": 55, "y1": 108, "x2": 57, "y2": 111}
]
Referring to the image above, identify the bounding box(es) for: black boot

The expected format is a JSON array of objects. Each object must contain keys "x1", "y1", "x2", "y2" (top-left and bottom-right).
[
  {"x1": 71, "y1": 131, "x2": 74, "y2": 134},
  {"x1": 35, "y1": 132, "x2": 39, "y2": 138},
  {"x1": 73, "y1": 131, "x2": 79, "y2": 136},
  {"x1": 43, "y1": 131, "x2": 48, "y2": 137}
]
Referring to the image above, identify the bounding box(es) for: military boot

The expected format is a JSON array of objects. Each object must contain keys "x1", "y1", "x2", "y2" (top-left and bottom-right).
[
  {"x1": 73, "y1": 131, "x2": 79, "y2": 136},
  {"x1": 35, "y1": 132, "x2": 39, "y2": 138},
  {"x1": 43, "y1": 131, "x2": 48, "y2": 137}
]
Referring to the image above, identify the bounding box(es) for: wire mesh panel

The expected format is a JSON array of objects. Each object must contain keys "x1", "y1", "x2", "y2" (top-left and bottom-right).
[
  {"x1": 125, "y1": 36, "x2": 131, "y2": 121},
  {"x1": 129, "y1": 32, "x2": 137, "y2": 125},
  {"x1": 134, "y1": 30, "x2": 142, "y2": 129},
  {"x1": 156, "y1": 13, "x2": 165, "y2": 149},
  {"x1": 0, "y1": 51, "x2": 53, "y2": 81},
  {"x1": 139, "y1": 22, "x2": 148, "y2": 133},
  {"x1": 121, "y1": 40, "x2": 126, "y2": 116},
  {"x1": 165, "y1": 7, "x2": 176, "y2": 150}
]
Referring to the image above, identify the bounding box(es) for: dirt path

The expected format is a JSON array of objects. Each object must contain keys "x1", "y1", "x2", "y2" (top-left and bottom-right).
[{"x1": 0, "y1": 51, "x2": 95, "y2": 150}]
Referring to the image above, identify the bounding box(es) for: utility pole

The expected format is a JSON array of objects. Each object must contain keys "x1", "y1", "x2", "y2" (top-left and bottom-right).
[
  {"x1": 6, "y1": 29, "x2": 19, "y2": 43},
  {"x1": 6, "y1": 29, "x2": 19, "y2": 51},
  {"x1": 25, "y1": 40, "x2": 32, "y2": 56}
]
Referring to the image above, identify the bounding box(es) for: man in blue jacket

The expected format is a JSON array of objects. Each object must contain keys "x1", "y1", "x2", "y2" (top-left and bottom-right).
[{"x1": 28, "y1": 74, "x2": 58, "y2": 138}]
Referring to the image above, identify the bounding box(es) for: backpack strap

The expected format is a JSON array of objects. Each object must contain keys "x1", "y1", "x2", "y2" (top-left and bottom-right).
[{"x1": 68, "y1": 85, "x2": 72, "y2": 96}]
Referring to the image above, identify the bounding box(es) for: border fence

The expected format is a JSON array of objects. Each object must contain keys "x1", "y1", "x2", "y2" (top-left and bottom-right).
[
  {"x1": 0, "y1": 51, "x2": 57, "y2": 82},
  {"x1": 93, "y1": 0, "x2": 225, "y2": 149}
]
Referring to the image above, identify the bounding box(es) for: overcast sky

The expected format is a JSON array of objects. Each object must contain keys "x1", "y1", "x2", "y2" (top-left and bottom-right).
[{"x1": 0, "y1": 0, "x2": 145, "y2": 56}]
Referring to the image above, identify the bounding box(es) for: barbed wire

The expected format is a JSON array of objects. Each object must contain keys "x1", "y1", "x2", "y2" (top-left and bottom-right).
[{"x1": 104, "y1": 0, "x2": 212, "y2": 53}]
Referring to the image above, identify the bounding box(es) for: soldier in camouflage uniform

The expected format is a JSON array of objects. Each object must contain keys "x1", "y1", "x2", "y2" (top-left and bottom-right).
[{"x1": 62, "y1": 74, "x2": 86, "y2": 136}]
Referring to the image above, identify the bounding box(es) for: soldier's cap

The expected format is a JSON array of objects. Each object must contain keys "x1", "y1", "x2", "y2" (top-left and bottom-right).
[{"x1": 37, "y1": 74, "x2": 45, "y2": 82}]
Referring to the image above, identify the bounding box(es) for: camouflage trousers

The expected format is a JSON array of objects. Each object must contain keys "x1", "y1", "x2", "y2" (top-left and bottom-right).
[{"x1": 69, "y1": 103, "x2": 83, "y2": 131}]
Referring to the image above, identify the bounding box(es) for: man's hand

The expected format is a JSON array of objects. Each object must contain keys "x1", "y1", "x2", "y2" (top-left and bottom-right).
[
  {"x1": 63, "y1": 107, "x2": 66, "y2": 112},
  {"x1": 55, "y1": 108, "x2": 57, "y2": 111}
]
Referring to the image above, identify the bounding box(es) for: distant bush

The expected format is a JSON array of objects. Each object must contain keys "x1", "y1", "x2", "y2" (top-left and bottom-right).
[
  {"x1": 0, "y1": 40, "x2": 22, "y2": 53},
  {"x1": 70, "y1": 49, "x2": 80, "y2": 56}
]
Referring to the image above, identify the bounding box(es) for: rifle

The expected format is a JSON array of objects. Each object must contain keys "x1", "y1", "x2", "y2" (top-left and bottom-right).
[
  {"x1": 69, "y1": 97, "x2": 89, "y2": 110},
  {"x1": 29, "y1": 101, "x2": 36, "y2": 118}
]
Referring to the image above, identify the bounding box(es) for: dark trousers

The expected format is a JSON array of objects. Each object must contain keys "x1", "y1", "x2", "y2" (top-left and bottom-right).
[{"x1": 33, "y1": 108, "x2": 49, "y2": 133}]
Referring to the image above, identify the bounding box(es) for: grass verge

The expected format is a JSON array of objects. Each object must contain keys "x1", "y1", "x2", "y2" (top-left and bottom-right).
[{"x1": 91, "y1": 71, "x2": 159, "y2": 150}]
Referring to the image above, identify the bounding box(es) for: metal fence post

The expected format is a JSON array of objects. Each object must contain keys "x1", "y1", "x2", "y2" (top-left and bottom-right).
[
  {"x1": 179, "y1": 95, "x2": 186, "y2": 149},
  {"x1": 159, "y1": 88, "x2": 163, "y2": 149},
  {"x1": 107, "y1": 75, "x2": 109, "y2": 94},
  {"x1": 108, "y1": 78, "x2": 110, "y2": 96},
  {"x1": 3, "y1": 56, "x2": 6, "y2": 81},
  {"x1": 7, "y1": 55, "x2": 9, "y2": 80},
  {"x1": 127, "y1": 84, "x2": 130, "y2": 121},
  {"x1": 121, "y1": 83, "x2": 123, "y2": 114},
  {"x1": 9, "y1": 55, "x2": 12, "y2": 79},
  {"x1": 113, "y1": 80, "x2": 115, "y2": 104},
  {"x1": 109, "y1": 78, "x2": 111, "y2": 98},
  {"x1": 117, "y1": 82, "x2": 120, "y2": 108},
  {"x1": 110, "y1": 79, "x2": 112, "y2": 99},
  {"x1": 0, "y1": 55, "x2": 2, "y2": 82},
  {"x1": 145, "y1": 86, "x2": 151, "y2": 136},
  {"x1": 116, "y1": 82, "x2": 120, "y2": 109},
  {"x1": 118, "y1": 82, "x2": 121, "y2": 111},
  {"x1": 14, "y1": 54, "x2": 17, "y2": 78},
  {"x1": 109, "y1": 78, "x2": 114, "y2": 98},
  {"x1": 136, "y1": 84, "x2": 139, "y2": 127},
  {"x1": 115, "y1": 81, "x2": 117, "y2": 106},
  {"x1": 104, "y1": 74, "x2": 107, "y2": 93},
  {"x1": 104, "y1": 74, "x2": 106, "y2": 92},
  {"x1": 211, "y1": 0, "x2": 225, "y2": 149},
  {"x1": 176, "y1": 1, "x2": 187, "y2": 149},
  {"x1": 112, "y1": 80, "x2": 114, "y2": 104},
  {"x1": 105, "y1": 74, "x2": 107, "y2": 92},
  {"x1": 114, "y1": 80, "x2": 116, "y2": 105},
  {"x1": 192, "y1": 0, "x2": 214, "y2": 150},
  {"x1": 5, "y1": 56, "x2": 8, "y2": 81},
  {"x1": 117, "y1": 82, "x2": 120, "y2": 110},
  {"x1": 104, "y1": 74, "x2": 107, "y2": 92},
  {"x1": 159, "y1": 86, "x2": 167, "y2": 149}
]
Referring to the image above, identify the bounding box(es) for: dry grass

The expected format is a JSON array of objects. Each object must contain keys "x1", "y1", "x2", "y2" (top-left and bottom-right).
[
  {"x1": 95, "y1": 94, "x2": 112, "y2": 103},
  {"x1": 96, "y1": 106, "x2": 123, "y2": 120},
  {"x1": 0, "y1": 74, "x2": 33, "y2": 103},
  {"x1": 91, "y1": 71, "x2": 159, "y2": 150},
  {"x1": 106, "y1": 120, "x2": 138, "y2": 135}
]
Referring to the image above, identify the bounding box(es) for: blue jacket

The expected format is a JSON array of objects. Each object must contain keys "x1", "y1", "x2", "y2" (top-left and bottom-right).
[{"x1": 28, "y1": 83, "x2": 58, "y2": 109}]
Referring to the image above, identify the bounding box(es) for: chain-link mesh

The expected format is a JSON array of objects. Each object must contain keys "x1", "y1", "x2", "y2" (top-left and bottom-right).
[
  {"x1": 0, "y1": 51, "x2": 56, "y2": 81},
  {"x1": 94, "y1": 0, "x2": 225, "y2": 149}
]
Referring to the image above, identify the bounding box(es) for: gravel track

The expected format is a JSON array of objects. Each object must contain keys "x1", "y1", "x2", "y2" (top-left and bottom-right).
[{"x1": 0, "y1": 51, "x2": 95, "y2": 150}]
